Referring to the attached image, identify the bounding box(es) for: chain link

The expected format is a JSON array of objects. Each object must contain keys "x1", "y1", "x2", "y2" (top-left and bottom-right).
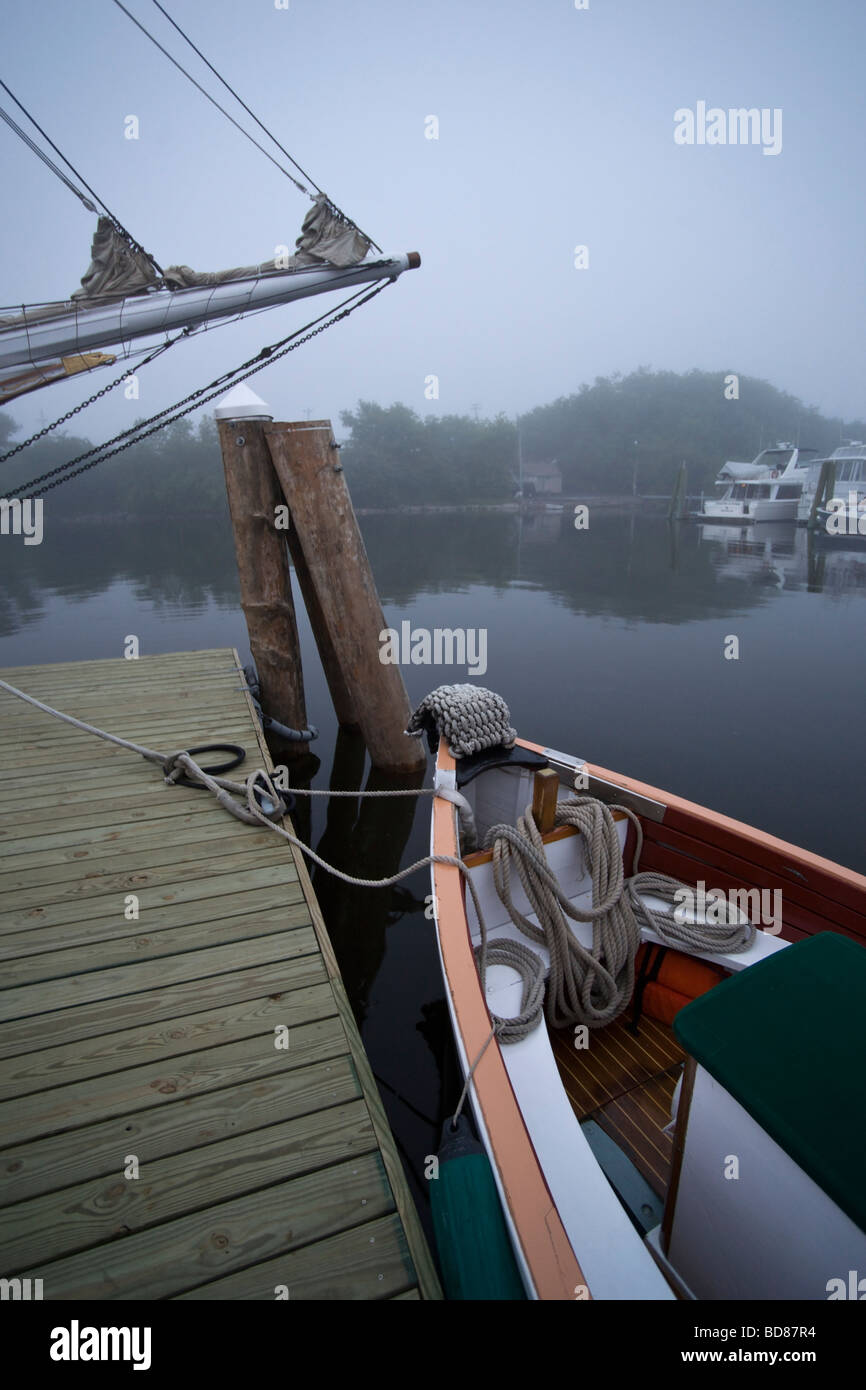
[
  {"x1": 0, "y1": 335, "x2": 185, "y2": 465},
  {"x1": 8, "y1": 279, "x2": 391, "y2": 498}
]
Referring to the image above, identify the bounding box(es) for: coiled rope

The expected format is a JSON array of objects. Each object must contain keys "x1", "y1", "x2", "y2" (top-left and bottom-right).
[{"x1": 476, "y1": 794, "x2": 755, "y2": 1041}]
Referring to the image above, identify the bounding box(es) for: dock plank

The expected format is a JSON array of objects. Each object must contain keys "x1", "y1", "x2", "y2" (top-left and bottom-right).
[
  {"x1": 174, "y1": 1213, "x2": 416, "y2": 1300},
  {"x1": 24, "y1": 1152, "x2": 396, "y2": 1300},
  {"x1": 0, "y1": 981, "x2": 338, "y2": 1103},
  {"x1": 0, "y1": 1099, "x2": 378, "y2": 1271},
  {"x1": 0, "y1": 927, "x2": 321, "y2": 1023},
  {"x1": 0, "y1": 1054, "x2": 361, "y2": 1207},
  {"x1": 0, "y1": 1015, "x2": 350, "y2": 1146},
  {"x1": 0, "y1": 649, "x2": 440, "y2": 1298}
]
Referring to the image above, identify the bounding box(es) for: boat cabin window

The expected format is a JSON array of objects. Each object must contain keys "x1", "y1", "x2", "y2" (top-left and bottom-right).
[
  {"x1": 776, "y1": 485, "x2": 800, "y2": 499},
  {"x1": 837, "y1": 460, "x2": 866, "y2": 482},
  {"x1": 754, "y1": 449, "x2": 794, "y2": 471},
  {"x1": 742, "y1": 484, "x2": 772, "y2": 499}
]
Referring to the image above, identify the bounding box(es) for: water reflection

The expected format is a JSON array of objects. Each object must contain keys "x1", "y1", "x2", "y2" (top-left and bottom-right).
[
  {"x1": 4, "y1": 514, "x2": 866, "y2": 647},
  {"x1": 694, "y1": 519, "x2": 866, "y2": 597},
  {"x1": 0, "y1": 515, "x2": 239, "y2": 637}
]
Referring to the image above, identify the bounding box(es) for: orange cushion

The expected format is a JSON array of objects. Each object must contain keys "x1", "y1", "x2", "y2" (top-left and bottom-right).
[{"x1": 633, "y1": 944, "x2": 726, "y2": 1025}]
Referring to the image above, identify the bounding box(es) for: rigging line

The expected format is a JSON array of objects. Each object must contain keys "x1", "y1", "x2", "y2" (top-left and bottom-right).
[
  {"x1": 0, "y1": 105, "x2": 97, "y2": 213},
  {"x1": 0, "y1": 333, "x2": 187, "y2": 465},
  {"x1": 7, "y1": 279, "x2": 391, "y2": 497},
  {"x1": 12, "y1": 281, "x2": 390, "y2": 497},
  {"x1": 0, "y1": 77, "x2": 164, "y2": 277},
  {"x1": 148, "y1": 0, "x2": 383, "y2": 255},
  {"x1": 110, "y1": 0, "x2": 308, "y2": 195}
]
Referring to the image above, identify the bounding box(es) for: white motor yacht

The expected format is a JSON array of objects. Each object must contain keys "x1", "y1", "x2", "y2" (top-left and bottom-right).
[
  {"x1": 797, "y1": 442, "x2": 866, "y2": 531},
  {"x1": 695, "y1": 443, "x2": 814, "y2": 523}
]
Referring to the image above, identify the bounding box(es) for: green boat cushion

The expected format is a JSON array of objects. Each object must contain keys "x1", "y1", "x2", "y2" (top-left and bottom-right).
[{"x1": 673, "y1": 932, "x2": 866, "y2": 1234}]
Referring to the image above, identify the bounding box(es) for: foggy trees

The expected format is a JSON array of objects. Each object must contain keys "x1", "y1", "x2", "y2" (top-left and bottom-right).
[{"x1": 2, "y1": 369, "x2": 862, "y2": 515}]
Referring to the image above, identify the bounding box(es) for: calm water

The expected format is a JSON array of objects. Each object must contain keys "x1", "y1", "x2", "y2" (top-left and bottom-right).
[{"x1": 2, "y1": 508, "x2": 864, "y2": 1242}]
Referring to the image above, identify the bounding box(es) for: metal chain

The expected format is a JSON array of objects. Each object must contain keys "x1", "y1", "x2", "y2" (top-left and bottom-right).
[
  {"x1": 8, "y1": 279, "x2": 392, "y2": 497},
  {"x1": 0, "y1": 334, "x2": 186, "y2": 465}
]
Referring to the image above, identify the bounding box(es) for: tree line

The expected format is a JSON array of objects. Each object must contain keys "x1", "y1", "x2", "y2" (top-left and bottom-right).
[{"x1": 2, "y1": 368, "x2": 863, "y2": 516}]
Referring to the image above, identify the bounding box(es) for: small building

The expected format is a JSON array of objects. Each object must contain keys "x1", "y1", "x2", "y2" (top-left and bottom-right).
[{"x1": 522, "y1": 460, "x2": 563, "y2": 495}]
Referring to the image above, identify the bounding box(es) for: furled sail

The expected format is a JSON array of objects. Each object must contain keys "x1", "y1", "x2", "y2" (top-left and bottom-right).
[
  {"x1": 0, "y1": 194, "x2": 373, "y2": 331},
  {"x1": 0, "y1": 198, "x2": 406, "y2": 405},
  {"x1": 72, "y1": 217, "x2": 162, "y2": 303},
  {"x1": 162, "y1": 194, "x2": 372, "y2": 288}
]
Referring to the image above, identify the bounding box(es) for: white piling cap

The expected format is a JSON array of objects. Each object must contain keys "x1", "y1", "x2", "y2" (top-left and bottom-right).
[{"x1": 214, "y1": 384, "x2": 273, "y2": 421}]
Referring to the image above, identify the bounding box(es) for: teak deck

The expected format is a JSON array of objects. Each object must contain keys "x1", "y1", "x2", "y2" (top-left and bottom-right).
[
  {"x1": 549, "y1": 1014, "x2": 685, "y2": 1198},
  {"x1": 0, "y1": 648, "x2": 440, "y2": 1300}
]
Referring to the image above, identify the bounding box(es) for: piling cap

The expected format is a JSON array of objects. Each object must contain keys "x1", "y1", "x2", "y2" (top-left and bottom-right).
[{"x1": 214, "y1": 384, "x2": 273, "y2": 421}]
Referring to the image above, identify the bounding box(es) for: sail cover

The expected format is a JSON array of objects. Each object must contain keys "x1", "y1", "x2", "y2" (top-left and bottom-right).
[
  {"x1": 0, "y1": 195, "x2": 374, "y2": 334},
  {"x1": 71, "y1": 217, "x2": 162, "y2": 302},
  {"x1": 162, "y1": 194, "x2": 372, "y2": 289}
]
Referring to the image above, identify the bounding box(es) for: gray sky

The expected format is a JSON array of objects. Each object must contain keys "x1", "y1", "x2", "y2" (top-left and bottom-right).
[{"x1": 3, "y1": 0, "x2": 864, "y2": 446}]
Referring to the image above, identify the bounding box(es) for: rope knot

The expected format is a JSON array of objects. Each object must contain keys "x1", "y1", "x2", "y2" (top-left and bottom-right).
[{"x1": 161, "y1": 750, "x2": 189, "y2": 783}]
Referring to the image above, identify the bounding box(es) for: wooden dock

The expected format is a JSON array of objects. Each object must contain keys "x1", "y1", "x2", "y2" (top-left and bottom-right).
[{"x1": 0, "y1": 648, "x2": 440, "y2": 1300}]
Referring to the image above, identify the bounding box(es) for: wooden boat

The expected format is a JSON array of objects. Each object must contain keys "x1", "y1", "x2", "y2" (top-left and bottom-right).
[{"x1": 430, "y1": 731, "x2": 866, "y2": 1300}]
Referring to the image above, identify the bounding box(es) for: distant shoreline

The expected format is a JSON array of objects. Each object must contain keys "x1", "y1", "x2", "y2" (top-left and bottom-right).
[
  {"x1": 47, "y1": 496, "x2": 659, "y2": 523},
  {"x1": 354, "y1": 495, "x2": 650, "y2": 516}
]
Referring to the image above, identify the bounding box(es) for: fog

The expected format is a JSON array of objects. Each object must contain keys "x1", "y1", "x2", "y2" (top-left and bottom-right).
[{"x1": 3, "y1": 0, "x2": 864, "y2": 447}]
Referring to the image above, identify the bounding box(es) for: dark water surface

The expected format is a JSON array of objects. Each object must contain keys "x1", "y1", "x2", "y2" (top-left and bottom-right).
[{"x1": 2, "y1": 509, "x2": 864, "y2": 1244}]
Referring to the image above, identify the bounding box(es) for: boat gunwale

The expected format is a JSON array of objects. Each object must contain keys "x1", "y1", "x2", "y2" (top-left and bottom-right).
[{"x1": 432, "y1": 745, "x2": 590, "y2": 1301}]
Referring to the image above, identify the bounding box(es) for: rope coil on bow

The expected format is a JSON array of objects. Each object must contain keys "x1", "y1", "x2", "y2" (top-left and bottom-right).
[{"x1": 478, "y1": 794, "x2": 756, "y2": 1038}]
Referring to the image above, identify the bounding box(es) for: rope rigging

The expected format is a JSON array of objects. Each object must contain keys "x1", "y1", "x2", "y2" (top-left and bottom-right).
[
  {"x1": 110, "y1": 0, "x2": 380, "y2": 252},
  {"x1": 0, "y1": 332, "x2": 187, "y2": 465},
  {"x1": 6, "y1": 277, "x2": 392, "y2": 497},
  {"x1": 148, "y1": 0, "x2": 381, "y2": 253},
  {"x1": 0, "y1": 104, "x2": 97, "y2": 214},
  {"x1": 0, "y1": 276, "x2": 339, "y2": 464},
  {"x1": 0, "y1": 77, "x2": 163, "y2": 275}
]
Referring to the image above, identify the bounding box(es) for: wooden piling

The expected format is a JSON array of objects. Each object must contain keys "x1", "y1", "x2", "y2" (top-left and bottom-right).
[
  {"x1": 809, "y1": 458, "x2": 835, "y2": 530},
  {"x1": 217, "y1": 418, "x2": 308, "y2": 745},
  {"x1": 669, "y1": 461, "x2": 688, "y2": 521},
  {"x1": 265, "y1": 421, "x2": 425, "y2": 774}
]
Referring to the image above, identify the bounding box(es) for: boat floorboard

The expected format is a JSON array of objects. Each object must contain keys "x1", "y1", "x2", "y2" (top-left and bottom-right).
[
  {"x1": 0, "y1": 649, "x2": 440, "y2": 1300},
  {"x1": 549, "y1": 1013, "x2": 684, "y2": 1198}
]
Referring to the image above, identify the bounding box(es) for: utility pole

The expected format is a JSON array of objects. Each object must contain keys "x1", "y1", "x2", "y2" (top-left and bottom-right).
[{"x1": 516, "y1": 416, "x2": 524, "y2": 495}]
